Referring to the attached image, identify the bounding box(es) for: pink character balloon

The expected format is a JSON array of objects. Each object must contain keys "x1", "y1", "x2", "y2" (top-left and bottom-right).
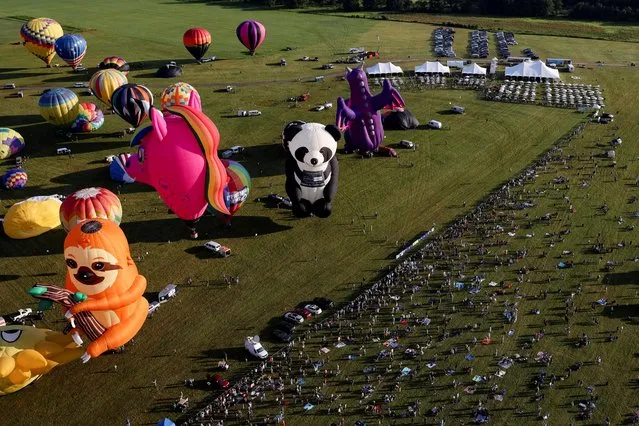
[{"x1": 124, "y1": 101, "x2": 230, "y2": 238}]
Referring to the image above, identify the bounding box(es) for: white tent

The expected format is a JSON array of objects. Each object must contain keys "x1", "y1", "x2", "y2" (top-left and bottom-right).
[
  {"x1": 504, "y1": 60, "x2": 560, "y2": 79},
  {"x1": 366, "y1": 62, "x2": 403, "y2": 75},
  {"x1": 462, "y1": 63, "x2": 487, "y2": 75},
  {"x1": 415, "y1": 61, "x2": 451, "y2": 74}
]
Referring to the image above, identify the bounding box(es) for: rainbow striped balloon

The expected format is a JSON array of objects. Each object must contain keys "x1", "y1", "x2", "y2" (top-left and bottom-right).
[
  {"x1": 20, "y1": 18, "x2": 63, "y2": 66},
  {"x1": 39, "y1": 88, "x2": 80, "y2": 127},
  {"x1": 236, "y1": 20, "x2": 266, "y2": 55},
  {"x1": 221, "y1": 159, "x2": 251, "y2": 219},
  {"x1": 99, "y1": 56, "x2": 129, "y2": 75},
  {"x1": 89, "y1": 69, "x2": 128, "y2": 106},
  {"x1": 161, "y1": 82, "x2": 200, "y2": 110},
  {"x1": 71, "y1": 102, "x2": 104, "y2": 133},
  {"x1": 59, "y1": 187, "x2": 122, "y2": 232},
  {"x1": 0, "y1": 128, "x2": 25, "y2": 160}
]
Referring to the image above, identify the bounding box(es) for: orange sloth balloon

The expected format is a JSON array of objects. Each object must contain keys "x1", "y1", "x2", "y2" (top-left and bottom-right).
[{"x1": 63, "y1": 219, "x2": 148, "y2": 362}]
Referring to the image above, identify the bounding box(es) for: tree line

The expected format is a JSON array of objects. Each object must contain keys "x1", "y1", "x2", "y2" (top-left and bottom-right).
[{"x1": 257, "y1": 0, "x2": 639, "y2": 21}]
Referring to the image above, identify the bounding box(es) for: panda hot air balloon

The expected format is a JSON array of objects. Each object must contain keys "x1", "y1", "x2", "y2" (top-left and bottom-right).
[
  {"x1": 183, "y1": 28, "x2": 211, "y2": 62},
  {"x1": 39, "y1": 88, "x2": 80, "y2": 127},
  {"x1": 111, "y1": 83, "x2": 154, "y2": 128},
  {"x1": 236, "y1": 20, "x2": 266, "y2": 56},
  {"x1": 20, "y1": 18, "x2": 63, "y2": 67},
  {"x1": 54, "y1": 34, "x2": 87, "y2": 70},
  {"x1": 98, "y1": 56, "x2": 129, "y2": 75},
  {"x1": 89, "y1": 69, "x2": 128, "y2": 107}
]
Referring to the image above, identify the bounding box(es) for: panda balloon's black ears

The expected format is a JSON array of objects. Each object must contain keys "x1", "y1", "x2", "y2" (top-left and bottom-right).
[
  {"x1": 324, "y1": 124, "x2": 341, "y2": 142},
  {"x1": 282, "y1": 121, "x2": 306, "y2": 150}
]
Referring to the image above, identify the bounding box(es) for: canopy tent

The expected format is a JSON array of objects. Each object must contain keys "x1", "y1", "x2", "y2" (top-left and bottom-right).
[
  {"x1": 366, "y1": 62, "x2": 403, "y2": 75},
  {"x1": 504, "y1": 60, "x2": 560, "y2": 79},
  {"x1": 415, "y1": 61, "x2": 451, "y2": 74},
  {"x1": 462, "y1": 63, "x2": 487, "y2": 75}
]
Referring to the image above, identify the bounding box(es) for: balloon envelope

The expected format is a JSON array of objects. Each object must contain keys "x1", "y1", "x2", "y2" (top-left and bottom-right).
[
  {"x1": 39, "y1": 88, "x2": 80, "y2": 127},
  {"x1": 54, "y1": 34, "x2": 87, "y2": 70},
  {"x1": 109, "y1": 153, "x2": 135, "y2": 184},
  {"x1": 236, "y1": 20, "x2": 266, "y2": 55},
  {"x1": 183, "y1": 28, "x2": 211, "y2": 61},
  {"x1": 89, "y1": 69, "x2": 128, "y2": 106},
  {"x1": 111, "y1": 83, "x2": 154, "y2": 127},
  {"x1": 0, "y1": 128, "x2": 25, "y2": 160},
  {"x1": 71, "y1": 102, "x2": 104, "y2": 133},
  {"x1": 98, "y1": 56, "x2": 129, "y2": 75},
  {"x1": 220, "y1": 159, "x2": 251, "y2": 220},
  {"x1": 20, "y1": 18, "x2": 63, "y2": 66},
  {"x1": 3, "y1": 196, "x2": 62, "y2": 239},
  {"x1": 161, "y1": 82, "x2": 200, "y2": 110},
  {"x1": 2, "y1": 169, "x2": 28, "y2": 190},
  {"x1": 59, "y1": 187, "x2": 123, "y2": 232}
]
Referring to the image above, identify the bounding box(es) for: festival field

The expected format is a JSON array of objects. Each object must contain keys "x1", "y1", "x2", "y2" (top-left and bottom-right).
[{"x1": 0, "y1": 2, "x2": 637, "y2": 425}]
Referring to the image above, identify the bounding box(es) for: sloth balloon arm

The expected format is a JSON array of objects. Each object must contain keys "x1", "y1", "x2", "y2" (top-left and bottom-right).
[
  {"x1": 70, "y1": 275, "x2": 147, "y2": 315},
  {"x1": 336, "y1": 97, "x2": 357, "y2": 132},
  {"x1": 372, "y1": 79, "x2": 406, "y2": 111}
]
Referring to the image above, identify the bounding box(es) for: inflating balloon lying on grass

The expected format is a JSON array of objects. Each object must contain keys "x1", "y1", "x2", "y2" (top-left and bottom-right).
[
  {"x1": 39, "y1": 88, "x2": 104, "y2": 132},
  {"x1": 0, "y1": 325, "x2": 84, "y2": 395},
  {"x1": 29, "y1": 219, "x2": 148, "y2": 363},
  {"x1": 336, "y1": 63, "x2": 405, "y2": 155},
  {"x1": 122, "y1": 99, "x2": 250, "y2": 237}
]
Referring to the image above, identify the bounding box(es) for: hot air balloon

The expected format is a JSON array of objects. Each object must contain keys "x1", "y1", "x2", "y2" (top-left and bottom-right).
[
  {"x1": 19, "y1": 18, "x2": 63, "y2": 67},
  {"x1": 89, "y1": 69, "x2": 128, "y2": 106},
  {"x1": 160, "y1": 82, "x2": 201, "y2": 111},
  {"x1": 59, "y1": 187, "x2": 122, "y2": 232},
  {"x1": 110, "y1": 83, "x2": 153, "y2": 128},
  {"x1": 29, "y1": 219, "x2": 148, "y2": 363},
  {"x1": 3, "y1": 195, "x2": 62, "y2": 239},
  {"x1": 236, "y1": 20, "x2": 266, "y2": 55},
  {"x1": 0, "y1": 128, "x2": 25, "y2": 160},
  {"x1": 183, "y1": 28, "x2": 211, "y2": 62},
  {"x1": 70, "y1": 103, "x2": 104, "y2": 133},
  {"x1": 2, "y1": 169, "x2": 28, "y2": 190},
  {"x1": 218, "y1": 159, "x2": 251, "y2": 223},
  {"x1": 109, "y1": 153, "x2": 134, "y2": 184},
  {"x1": 54, "y1": 34, "x2": 87, "y2": 70},
  {"x1": 98, "y1": 56, "x2": 129, "y2": 75},
  {"x1": 39, "y1": 88, "x2": 80, "y2": 127}
]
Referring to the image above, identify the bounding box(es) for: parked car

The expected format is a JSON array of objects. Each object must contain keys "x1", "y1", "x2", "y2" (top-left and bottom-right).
[
  {"x1": 56, "y1": 147, "x2": 72, "y2": 155},
  {"x1": 427, "y1": 120, "x2": 443, "y2": 129},
  {"x1": 73, "y1": 82, "x2": 89, "y2": 88},
  {"x1": 209, "y1": 374, "x2": 230, "y2": 389},
  {"x1": 248, "y1": 110, "x2": 262, "y2": 116},
  {"x1": 220, "y1": 145, "x2": 245, "y2": 159},
  {"x1": 204, "y1": 241, "x2": 231, "y2": 257},
  {"x1": 105, "y1": 155, "x2": 116, "y2": 163},
  {"x1": 450, "y1": 105, "x2": 465, "y2": 114},
  {"x1": 277, "y1": 320, "x2": 296, "y2": 333},
  {"x1": 304, "y1": 304, "x2": 322, "y2": 316},
  {"x1": 244, "y1": 336, "x2": 268, "y2": 359},
  {"x1": 377, "y1": 146, "x2": 398, "y2": 157},
  {"x1": 294, "y1": 307, "x2": 313, "y2": 319},
  {"x1": 159, "y1": 284, "x2": 178, "y2": 303},
  {"x1": 147, "y1": 301, "x2": 160, "y2": 316},
  {"x1": 283, "y1": 312, "x2": 304, "y2": 324},
  {"x1": 272, "y1": 328, "x2": 294, "y2": 342},
  {"x1": 313, "y1": 297, "x2": 334, "y2": 310},
  {"x1": 314, "y1": 76, "x2": 325, "y2": 82},
  {"x1": 312, "y1": 105, "x2": 325, "y2": 112},
  {"x1": 267, "y1": 193, "x2": 292, "y2": 209},
  {"x1": 321, "y1": 63, "x2": 334, "y2": 70},
  {"x1": 399, "y1": 140, "x2": 415, "y2": 149}
]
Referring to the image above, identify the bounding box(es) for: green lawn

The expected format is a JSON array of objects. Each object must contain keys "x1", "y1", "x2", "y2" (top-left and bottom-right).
[{"x1": 0, "y1": 2, "x2": 637, "y2": 426}]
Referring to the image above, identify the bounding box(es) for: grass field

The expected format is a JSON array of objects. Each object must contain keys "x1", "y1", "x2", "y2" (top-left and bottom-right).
[{"x1": 0, "y1": 2, "x2": 637, "y2": 425}]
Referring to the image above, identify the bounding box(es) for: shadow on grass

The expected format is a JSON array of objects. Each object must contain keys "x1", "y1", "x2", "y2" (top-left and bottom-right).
[
  {"x1": 0, "y1": 228, "x2": 66, "y2": 257},
  {"x1": 0, "y1": 71, "x2": 54, "y2": 80}
]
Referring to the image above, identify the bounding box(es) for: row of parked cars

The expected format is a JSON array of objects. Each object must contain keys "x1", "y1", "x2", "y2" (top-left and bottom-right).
[
  {"x1": 495, "y1": 31, "x2": 515, "y2": 58},
  {"x1": 469, "y1": 30, "x2": 489, "y2": 58},
  {"x1": 433, "y1": 27, "x2": 456, "y2": 58},
  {"x1": 522, "y1": 47, "x2": 539, "y2": 60},
  {"x1": 273, "y1": 297, "x2": 334, "y2": 342}
]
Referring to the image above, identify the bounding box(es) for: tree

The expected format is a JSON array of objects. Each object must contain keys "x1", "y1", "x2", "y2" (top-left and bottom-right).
[{"x1": 343, "y1": 0, "x2": 361, "y2": 10}]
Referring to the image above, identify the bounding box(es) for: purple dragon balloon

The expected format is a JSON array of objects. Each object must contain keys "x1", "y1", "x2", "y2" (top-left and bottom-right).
[{"x1": 336, "y1": 64, "x2": 405, "y2": 154}]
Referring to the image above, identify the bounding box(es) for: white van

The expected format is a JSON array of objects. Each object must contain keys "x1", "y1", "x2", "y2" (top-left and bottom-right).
[
  {"x1": 428, "y1": 120, "x2": 443, "y2": 129},
  {"x1": 56, "y1": 147, "x2": 72, "y2": 155},
  {"x1": 451, "y1": 106, "x2": 465, "y2": 114}
]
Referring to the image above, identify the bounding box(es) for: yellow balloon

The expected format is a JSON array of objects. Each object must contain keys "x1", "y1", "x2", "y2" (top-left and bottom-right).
[
  {"x1": 89, "y1": 69, "x2": 128, "y2": 106},
  {"x1": 3, "y1": 196, "x2": 62, "y2": 239},
  {"x1": 19, "y1": 18, "x2": 64, "y2": 66},
  {"x1": 0, "y1": 326, "x2": 83, "y2": 395}
]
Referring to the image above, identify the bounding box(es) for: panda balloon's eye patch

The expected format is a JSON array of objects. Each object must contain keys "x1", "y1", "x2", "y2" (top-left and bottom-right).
[
  {"x1": 320, "y1": 147, "x2": 333, "y2": 163},
  {"x1": 295, "y1": 147, "x2": 309, "y2": 163}
]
